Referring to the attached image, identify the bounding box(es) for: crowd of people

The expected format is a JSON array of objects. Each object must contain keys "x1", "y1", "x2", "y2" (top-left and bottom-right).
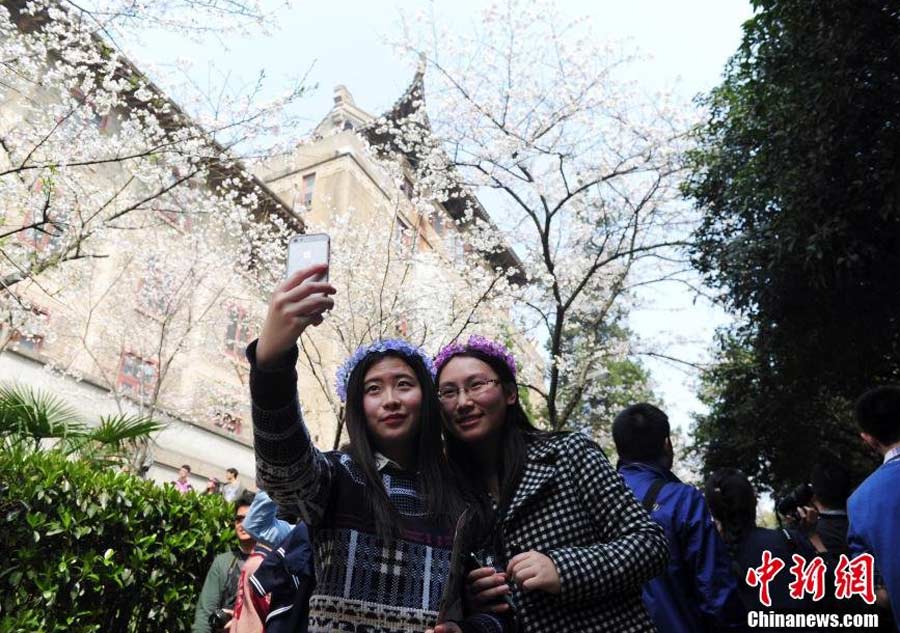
[
  {"x1": 189, "y1": 264, "x2": 899, "y2": 632},
  {"x1": 173, "y1": 465, "x2": 247, "y2": 501}
]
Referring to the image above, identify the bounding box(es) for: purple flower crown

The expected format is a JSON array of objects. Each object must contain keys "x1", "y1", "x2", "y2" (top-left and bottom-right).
[
  {"x1": 433, "y1": 335, "x2": 517, "y2": 379},
  {"x1": 335, "y1": 338, "x2": 436, "y2": 402}
]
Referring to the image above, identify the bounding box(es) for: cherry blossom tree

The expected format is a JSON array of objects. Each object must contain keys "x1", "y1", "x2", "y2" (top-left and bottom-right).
[
  {"x1": 0, "y1": 0, "x2": 306, "y2": 295},
  {"x1": 394, "y1": 0, "x2": 693, "y2": 430}
]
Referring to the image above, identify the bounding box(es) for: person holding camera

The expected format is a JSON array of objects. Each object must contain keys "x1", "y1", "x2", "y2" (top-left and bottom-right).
[
  {"x1": 192, "y1": 491, "x2": 257, "y2": 633},
  {"x1": 777, "y1": 456, "x2": 852, "y2": 555},
  {"x1": 433, "y1": 336, "x2": 669, "y2": 633}
]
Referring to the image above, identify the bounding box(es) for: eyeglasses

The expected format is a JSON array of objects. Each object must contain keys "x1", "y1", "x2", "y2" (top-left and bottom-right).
[
  {"x1": 437, "y1": 378, "x2": 501, "y2": 402},
  {"x1": 234, "y1": 514, "x2": 247, "y2": 523}
]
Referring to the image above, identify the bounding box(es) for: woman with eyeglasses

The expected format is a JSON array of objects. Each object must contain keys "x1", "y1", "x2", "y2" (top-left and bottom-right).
[
  {"x1": 433, "y1": 335, "x2": 669, "y2": 633},
  {"x1": 248, "y1": 266, "x2": 510, "y2": 633}
]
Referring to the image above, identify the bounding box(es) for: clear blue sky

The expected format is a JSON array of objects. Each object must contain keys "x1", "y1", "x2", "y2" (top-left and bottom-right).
[{"x1": 127, "y1": 0, "x2": 756, "y2": 435}]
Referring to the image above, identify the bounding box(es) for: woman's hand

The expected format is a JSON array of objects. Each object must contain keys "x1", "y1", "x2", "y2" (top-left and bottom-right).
[
  {"x1": 507, "y1": 550, "x2": 561, "y2": 594},
  {"x1": 256, "y1": 264, "x2": 335, "y2": 368},
  {"x1": 465, "y1": 566, "x2": 511, "y2": 613}
]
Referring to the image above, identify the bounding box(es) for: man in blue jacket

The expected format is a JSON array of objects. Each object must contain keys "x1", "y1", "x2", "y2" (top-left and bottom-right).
[
  {"x1": 848, "y1": 386, "x2": 900, "y2": 630},
  {"x1": 613, "y1": 403, "x2": 746, "y2": 633}
]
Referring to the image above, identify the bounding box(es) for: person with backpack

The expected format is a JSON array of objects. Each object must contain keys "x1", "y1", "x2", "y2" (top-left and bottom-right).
[
  {"x1": 613, "y1": 403, "x2": 746, "y2": 632},
  {"x1": 849, "y1": 386, "x2": 900, "y2": 630},
  {"x1": 249, "y1": 522, "x2": 315, "y2": 633},
  {"x1": 706, "y1": 469, "x2": 824, "y2": 632},
  {"x1": 231, "y1": 490, "x2": 297, "y2": 633}
]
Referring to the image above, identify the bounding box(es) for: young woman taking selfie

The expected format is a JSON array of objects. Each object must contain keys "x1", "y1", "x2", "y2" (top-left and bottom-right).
[
  {"x1": 248, "y1": 266, "x2": 509, "y2": 633},
  {"x1": 433, "y1": 335, "x2": 669, "y2": 633}
]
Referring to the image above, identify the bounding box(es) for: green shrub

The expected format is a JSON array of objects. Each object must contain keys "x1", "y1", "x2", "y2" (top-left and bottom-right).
[{"x1": 0, "y1": 447, "x2": 235, "y2": 632}]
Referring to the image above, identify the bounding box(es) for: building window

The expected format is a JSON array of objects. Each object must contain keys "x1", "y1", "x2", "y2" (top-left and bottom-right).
[
  {"x1": 137, "y1": 257, "x2": 175, "y2": 316},
  {"x1": 401, "y1": 177, "x2": 415, "y2": 200},
  {"x1": 56, "y1": 88, "x2": 113, "y2": 137},
  {"x1": 9, "y1": 308, "x2": 49, "y2": 353},
  {"x1": 431, "y1": 211, "x2": 444, "y2": 236},
  {"x1": 116, "y1": 353, "x2": 158, "y2": 401},
  {"x1": 212, "y1": 409, "x2": 243, "y2": 435},
  {"x1": 394, "y1": 216, "x2": 415, "y2": 253},
  {"x1": 302, "y1": 173, "x2": 316, "y2": 208},
  {"x1": 72, "y1": 88, "x2": 112, "y2": 131},
  {"x1": 9, "y1": 330, "x2": 45, "y2": 353},
  {"x1": 224, "y1": 305, "x2": 252, "y2": 358},
  {"x1": 447, "y1": 233, "x2": 466, "y2": 265}
]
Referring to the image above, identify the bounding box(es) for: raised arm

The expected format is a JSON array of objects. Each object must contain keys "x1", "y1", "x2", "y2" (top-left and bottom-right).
[{"x1": 249, "y1": 265, "x2": 336, "y2": 526}]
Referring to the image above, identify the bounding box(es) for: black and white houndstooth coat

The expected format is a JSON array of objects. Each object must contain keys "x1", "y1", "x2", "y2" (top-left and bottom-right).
[{"x1": 498, "y1": 431, "x2": 668, "y2": 632}]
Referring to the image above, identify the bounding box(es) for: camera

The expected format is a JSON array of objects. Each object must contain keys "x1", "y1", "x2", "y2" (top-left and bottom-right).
[
  {"x1": 209, "y1": 607, "x2": 231, "y2": 631},
  {"x1": 775, "y1": 482, "x2": 814, "y2": 518}
]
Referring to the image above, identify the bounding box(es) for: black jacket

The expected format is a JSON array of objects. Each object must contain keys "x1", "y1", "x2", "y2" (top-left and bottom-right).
[{"x1": 497, "y1": 432, "x2": 668, "y2": 632}]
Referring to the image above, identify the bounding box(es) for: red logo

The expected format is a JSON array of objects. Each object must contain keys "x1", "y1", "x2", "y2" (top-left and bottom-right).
[
  {"x1": 788, "y1": 554, "x2": 827, "y2": 601},
  {"x1": 834, "y1": 553, "x2": 876, "y2": 604},
  {"x1": 746, "y1": 551, "x2": 876, "y2": 605},
  {"x1": 746, "y1": 550, "x2": 786, "y2": 607}
]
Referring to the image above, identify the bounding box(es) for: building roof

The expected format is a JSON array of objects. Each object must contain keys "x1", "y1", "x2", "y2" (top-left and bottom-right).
[{"x1": 361, "y1": 62, "x2": 527, "y2": 285}]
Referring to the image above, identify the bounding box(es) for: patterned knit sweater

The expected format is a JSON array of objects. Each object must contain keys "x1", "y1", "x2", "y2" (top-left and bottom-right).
[{"x1": 248, "y1": 342, "x2": 506, "y2": 633}]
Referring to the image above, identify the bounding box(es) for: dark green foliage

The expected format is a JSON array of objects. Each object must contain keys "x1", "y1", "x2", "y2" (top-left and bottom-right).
[
  {"x1": 690, "y1": 330, "x2": 875, "y2": 491},
  {"x1": 684, "y1": 1, "x2": 900, "y2": 490},
  {"x1": 0, "y1": 448, "x2": 234, "y2": 632}
]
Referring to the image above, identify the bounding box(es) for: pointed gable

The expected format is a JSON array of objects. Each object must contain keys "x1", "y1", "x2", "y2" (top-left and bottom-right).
[{"x1": 362, "y1": 59, "x2": 526, "y2": 284}]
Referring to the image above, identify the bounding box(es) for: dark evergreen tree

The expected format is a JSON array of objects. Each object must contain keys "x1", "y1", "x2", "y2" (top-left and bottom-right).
[{"x1": 684, "y1": 1, "x2": 900, "y2": 490}]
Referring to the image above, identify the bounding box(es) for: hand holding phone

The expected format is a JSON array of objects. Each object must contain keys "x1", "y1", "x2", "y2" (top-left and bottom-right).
[
  {"x1": 256, "y1": 262, "x2": 335, "y2": 369},
  {"x1": 465, "y1": 559, "x2": 513, "y2": 613}
]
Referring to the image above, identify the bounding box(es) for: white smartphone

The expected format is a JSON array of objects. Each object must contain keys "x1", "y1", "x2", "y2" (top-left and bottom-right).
[{"x1": 286, "y1": 233, "x2": 330, "y2": 281}]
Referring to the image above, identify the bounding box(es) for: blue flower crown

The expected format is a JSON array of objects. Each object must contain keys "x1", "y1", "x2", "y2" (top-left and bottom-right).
[{"x1": 335, "y1": 338, "x2": 436, "y2": 402}]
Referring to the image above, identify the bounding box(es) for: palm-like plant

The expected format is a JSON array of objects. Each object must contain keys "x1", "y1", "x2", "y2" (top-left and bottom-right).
[{"x1": 0, "y1": 382, "x2": 164, "y2": 466}]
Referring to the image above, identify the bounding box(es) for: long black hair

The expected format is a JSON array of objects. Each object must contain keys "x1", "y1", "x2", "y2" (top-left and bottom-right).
[
  {"x1": 343, "y1": 350, "x2": 469, "y2": 541},
  {"x1": 438, "y1": 349, "x2": 549, "y2": 522},
  {"x1": 704, "y1": 467, "x2": 757, "y2": 555}
]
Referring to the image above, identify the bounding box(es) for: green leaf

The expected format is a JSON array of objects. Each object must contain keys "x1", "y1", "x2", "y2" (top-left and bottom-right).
[
  {"x1": 0, "y1": 382, "x2": 86, "y2": 442},
  {"x1": 88, "y1": 415, "x2": 165, "y2": 449}
]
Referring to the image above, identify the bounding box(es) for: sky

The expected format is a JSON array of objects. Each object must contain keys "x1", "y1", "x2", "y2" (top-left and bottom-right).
[{"x1": 126, "y1": 0, "x2": 756, "y2": 436}]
